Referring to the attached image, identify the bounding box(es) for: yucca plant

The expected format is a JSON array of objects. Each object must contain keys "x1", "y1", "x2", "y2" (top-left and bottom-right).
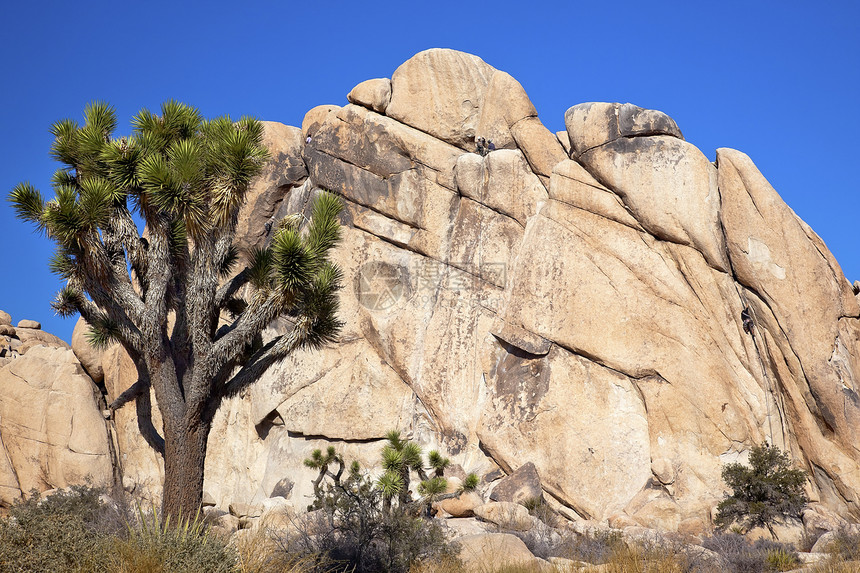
[
  {"x1": 110, "y1": 506, "x2": 235, "y2": 572},
  {"x1": 9, "y1": 101, "x2": 345, "y2": 522}
]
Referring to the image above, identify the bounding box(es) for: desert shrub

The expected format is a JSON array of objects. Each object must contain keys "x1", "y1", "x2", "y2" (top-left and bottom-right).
[
  {"x1": 601, "y1": 542, "x2": 692, "y2": 573},
  {"x1": 0, "y1": 485, "x2": 238, "y2": 572},
  {"x1": 501, "y1": 498, "x2": 563, "y2": 559},
  {"x1": 0, "y1": 485, "x2": 123, "y2": 572},
  {"x1": 800, "y1": 528, "x2": 825, "y2": 553},
  {"x1": 507, "y1": 521, "x2": 557, "y2": 560},
  {"x1": 702, "y1": 532, "x2": 799, "y2": 573},
  {"x1": 551, "y1": 529, "x2": 626, "y2": 564},
  {"x1": 108, "y1": 507, "x2": 236, "y2": 573},
  {"x1": 285, "y1": 462, "x2": 455, "y2": 573},
  {"x1": 821, "y1": 528, "x2": 860, "y2": 562},
  {"x1": 715, "y1": 444, "x2": 808, "y2": 538},
  {"x1": 231, "y1": 526, "x2": 317, "y2": 573}
]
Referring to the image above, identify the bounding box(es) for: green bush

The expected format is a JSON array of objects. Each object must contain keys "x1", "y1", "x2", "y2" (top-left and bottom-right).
[
  {"x1": 0, "y1": 485, "x2": 120, "y2": 572},
  {"x1": 299, "y1": 465, "x2": 456, "y2": 573},
  {"x1": 0, "y1": 486, "x2": 237, "y2": 573},
  {"x1": 715, "y1": 443, "x2": 808, "y2": 539}
]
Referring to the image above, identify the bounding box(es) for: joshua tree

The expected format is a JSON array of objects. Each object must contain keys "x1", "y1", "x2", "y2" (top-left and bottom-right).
[
  {"x1": 715, "y1": 443, "x2": 808, "y2": 539},
  {"x1": 9, "y1": 101, "x2": 344, "y2": 521},
  {"x1": 377, "y1": 431, "x2": 451, "y2": 514},
  {"x1": 306, "y1": 431, "x2": 454, "y2": 515}
]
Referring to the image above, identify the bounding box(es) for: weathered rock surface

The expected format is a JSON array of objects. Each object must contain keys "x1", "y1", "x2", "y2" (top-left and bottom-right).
[
  {"x1": 0, "y1": 345, "x2": 112, "y2": 506},
  {"x1": 71, "y1": 316, "x2": 105, "y2": 384},
  {"x1": 387, "y1": 49, "x2": 495, "y2": 148},
  {"x1": 5, "y1": 48, "x2": 860, "y2": 538},
  {"x1": 347, "y1": 78, "x2": 391, "y2": 114},
  {"x1": 474, "y1": 501, "x2": 536, "y2": 531},
  {"x1": 456, "y1": 533, "x2": 542, "y2": 571},
  {"x1": 565, "y1": 102, "x2": 683, "y2": 158},
  {"x1": 437, "y1": 491, "x2": 483, "y2": 518},
  {"x1": 14, "y1": 327, "x2": 68, "y2": 353},
  {"x1": 489, "y1": 461, "x2": 542, "y2": 505}
]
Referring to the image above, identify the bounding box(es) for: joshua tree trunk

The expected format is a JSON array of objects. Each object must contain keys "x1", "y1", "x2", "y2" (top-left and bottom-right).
[{"x1": 161, "y1": 415, "x2": 211, "y2": 520}]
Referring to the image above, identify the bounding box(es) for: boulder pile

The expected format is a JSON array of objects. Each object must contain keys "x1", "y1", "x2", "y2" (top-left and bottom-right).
[{"x1": 2, "y1": 49, "x2": 860, "y2": 548}]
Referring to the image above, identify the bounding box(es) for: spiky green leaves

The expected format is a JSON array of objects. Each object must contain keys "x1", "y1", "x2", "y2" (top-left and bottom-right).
[
  {"x1": 381, "y1": 444, "x2": 405, "y2": 473},
  {"x1": 49, "y1": 118, "x2": 82, "y2": 167},
  {"x1": 247, "y1": 246, "x2": 274, "y2": 290},
  {"x1": 218, "y1": 245, "x2": 239, "y2": 279},
  {"x1": 428, "y1": 451, "x2": 450, "y2": 477},
  {"x1": 306, "y1": 191, "x2": 342, "y2": 256},
  {"x1": 9, "y1": 183, "x2": 46, "y2": 231},
  {"x1": 132, "y1": 101, "x2": 202, "y2": 153},
  {"x1": 78, "y1": 177, "x2": 117, "y2": 227},
  {"x1": 417, "y1": 477, "x2": 447, "y2": 498},
  {"x1": 131, "y1": 106, "x2": 268, "y2": 238},
  {"x1": 461, "y1": 473, "x2": 479, "y2": 492},
  {"x1": 23, "y1": 100, "x2": 270, "y2": 248},
  {"x1": 297, "y1": 261, "x2": 344, "y2": 350},
  {"x1": 271, "y1": 228, "x2": 313, "y2": 290},
  {"x1": 138, "y1": 140, "x2": 209, "y2": 237},
  {"x1": 377, "y1": 471, "x2": 404, "y2": 499},
  {"x1": 49, "y1": 248, "x2": 78, "y2": 279},
  {"x1": 203, "y1": 116, "x2": 269, "y2": 227},
  {"x1": 349, "y1": 460, "x2": 361, "y2": 478},
  {"x1": 243, "y1": 191, "x2": 344, "y2": 349},
  {"x1": 379, "y1": 430, "x2": 429, "y2": 505},
  {"x1": 51, "y1": 286, "x2": 83, "y2": 318},
  {"x1": 78, "y1": 102, "x2": 117, "y2": 158},
  {"x1": 43, "y1": 185, "x2": 87, "y2": 248},
  {"x1": 100, "y1": 138, "x2": 141, "y2": 190},
  {"x1": 50, "y1": 102, "x2": 117, "y2": 177},
  {"x1": 304, "y1": 446, "x2": 341, "y2": 470},
  {"x1": 83, "y1": 312, "x2": 122, "y2": 350}
]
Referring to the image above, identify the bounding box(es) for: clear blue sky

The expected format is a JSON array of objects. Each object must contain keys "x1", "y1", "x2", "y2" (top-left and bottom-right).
[{"x1": 2, "y1": 0, "x2": 858, "y2": 343}]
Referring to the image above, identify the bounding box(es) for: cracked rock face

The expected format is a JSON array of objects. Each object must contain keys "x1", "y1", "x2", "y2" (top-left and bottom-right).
[
  {"x1": 44, "y1": 48, "x2": 860, "y2": 528},
  {"x1": 0, "y1": 344, "x2": 112, "y2": 505}
]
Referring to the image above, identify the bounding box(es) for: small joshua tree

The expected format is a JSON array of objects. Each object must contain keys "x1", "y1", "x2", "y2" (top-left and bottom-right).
[
  {"x1": 302, "y1": 435, "x2": 457, "y2": 573},
  {"x1": 377, "y1": 430, "x2": 453, "y2": 515},
  {"x1": 304, "y1": 430, "x2": 455, "y2": 515},
  {"x1": 715, "y1": 443, "x2": 808, "y2": 539}
]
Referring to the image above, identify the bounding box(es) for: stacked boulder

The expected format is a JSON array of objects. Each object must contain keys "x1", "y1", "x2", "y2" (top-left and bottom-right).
[{"x1": 0, "y1": 311, "x2": 113, "y2": 506}]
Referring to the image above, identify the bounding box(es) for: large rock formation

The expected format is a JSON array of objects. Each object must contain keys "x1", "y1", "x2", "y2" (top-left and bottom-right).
[
  {"x1": 6, "y1": 49, "x2": 860, "y2": 535},
  {"x1": 0, "y1": 320, "x2": 113, "y2": 505}
]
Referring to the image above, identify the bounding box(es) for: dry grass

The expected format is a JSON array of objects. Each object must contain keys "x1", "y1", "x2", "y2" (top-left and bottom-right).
[
  {"x1": 232, "y1": 526, "x2": 331, "y2": 573},
  {"x1": 8, "y1": 487, "x2": 860, "y2": 573},
  {"x1": 597, "y1": 544, "x2": 694, "y2": 573},
  {"x1": 807, "y1": 559, "x2": 860, "y2": 573}
]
